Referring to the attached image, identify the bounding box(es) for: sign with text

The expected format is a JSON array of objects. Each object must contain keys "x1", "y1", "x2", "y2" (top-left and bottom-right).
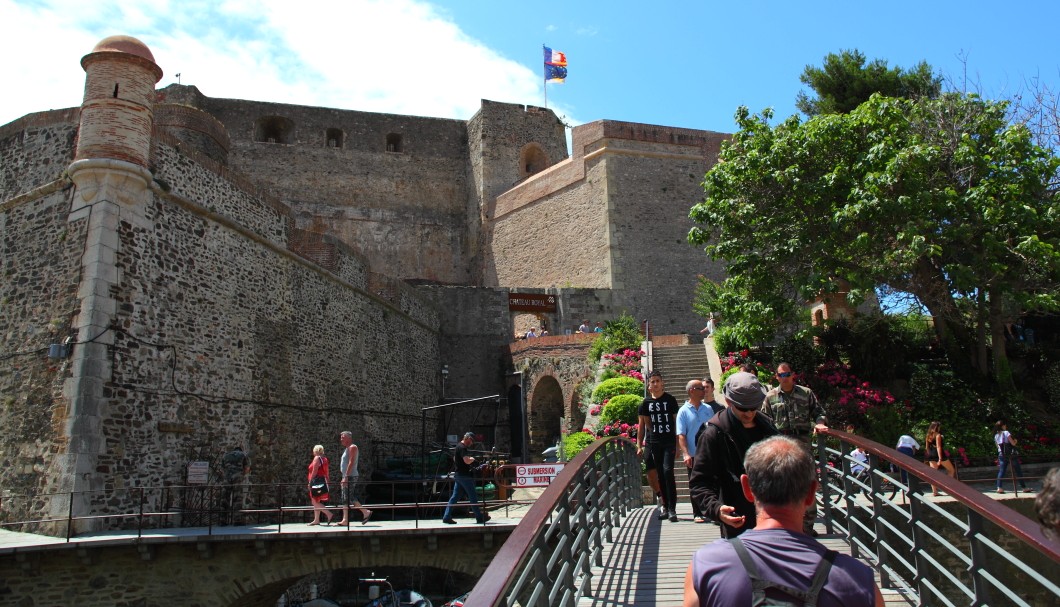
[
  {"x1": 508, "y1": 293, "x2": 557, "y2": 313},
  {"x1": 515, "y1": 463, "x2": 564, "y2": 487},
  {"x1": 187, "y1": 461, "x2": 210, "y2": 485}
]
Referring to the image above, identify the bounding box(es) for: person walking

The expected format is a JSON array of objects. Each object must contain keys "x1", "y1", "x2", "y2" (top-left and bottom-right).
[
  {"x1": 677, "y1": 378, "x2": 722, "y2": 523},
  {"x1": 924, "y1": 421, "x2": 956, "y2": 496},
  {"x1": 683, "y1": 436, "x2": 883, "y2": 607},
  {"x1": 307, "y1": 444, "x2": 334, "y2": 526},
  {"x1": 638, "y1": 370, "x2": 680, "y2": 522},
  {"x1": 221, "y1": 445, "x2": 250, "y2": 524},
  {"x1": 994, "y1": 420, "x2": 1034, "y2": 494},
  {"x1": 442, "y1": 432, "x2": 491, "y2": 524},
  {"x1": 336, "y1": 431, "x2": 373, "y2": 525},
  {"x1": 763, "y1": 362, "x2": 828, "y2": 536},
  {"x1": 689, "y1": 371, "x2": 779, "y2": 538}
]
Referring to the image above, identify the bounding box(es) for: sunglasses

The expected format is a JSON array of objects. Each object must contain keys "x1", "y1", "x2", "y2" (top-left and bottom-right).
[
  {"x1": 689, "y1": 386, "x2": 705, "y2": 391},
  {"x1": 777, "y1": 372, "x2": 793, "y2": 378}
]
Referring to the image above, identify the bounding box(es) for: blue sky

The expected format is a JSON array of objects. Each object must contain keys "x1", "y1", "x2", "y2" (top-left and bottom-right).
[{"x1": 2, "y1": 0, "x2": 1059, "y2": 138}]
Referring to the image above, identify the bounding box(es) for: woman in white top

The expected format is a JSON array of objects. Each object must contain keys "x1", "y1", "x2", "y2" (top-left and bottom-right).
[{"x1": 994, "y1": 420, "x2": 1033, "y2": 493}]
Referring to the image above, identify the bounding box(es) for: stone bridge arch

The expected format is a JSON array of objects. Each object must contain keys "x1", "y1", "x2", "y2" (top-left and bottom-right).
[{"x1": 0, "y1": 528, "x2": 510, "y2": 606}]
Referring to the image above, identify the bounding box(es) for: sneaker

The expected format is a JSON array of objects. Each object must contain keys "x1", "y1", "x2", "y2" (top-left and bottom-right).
[
  {"x1": 669, "y1": 513, "x2": 679, "y2": 523},
  {"x1": 657, "y1": 505, "x2": 667, "y2": 520},
  {"x1": 693, "y1": 516, "x2": 706, "y2": 524},
  {"x1": 476, "y1": 514, "x2": 492, "y2": 524},
  {"x1": 996, "y1": 488, "x2": 1005, "y2": 494},
  {"x1": 442, "y1": 518, "x2": 456, "y2": 524}
]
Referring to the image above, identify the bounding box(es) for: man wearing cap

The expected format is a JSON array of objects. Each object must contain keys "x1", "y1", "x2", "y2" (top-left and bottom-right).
[
  {"x1": 442, "y1": 432, "x2": 490, "y2": 525},
  {"x1": 689, "y1": 371, "x2": 778, "y2": 538},
  {"x1": 764, "y1": 362, "x2": 827, "y2": 535}
]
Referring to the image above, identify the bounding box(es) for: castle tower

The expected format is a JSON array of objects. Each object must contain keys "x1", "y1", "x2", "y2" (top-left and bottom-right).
[
  {"x1": 61, "y1": 36, "x2": 161, "y2": 533},
  {"x1": 74, "y1": 35, "x2": 162, "y2": 166}
]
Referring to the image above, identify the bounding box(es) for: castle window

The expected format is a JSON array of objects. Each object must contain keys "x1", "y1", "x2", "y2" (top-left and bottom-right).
[
  {"x1": 326, "y1": 128, "x2": 344, "y2": 149},
  {"x1": 255, "y1": 116, "x2": 295, "y2": 144},
  {"x1": 519, "y1": 143, "x2": 549, "y2": 179},
  {"x1": 386, "y1": 133, "x2": 403, "y2": 153},
  {"x1": 113, "y1": 83, "x2": 119, "y2": 98}
]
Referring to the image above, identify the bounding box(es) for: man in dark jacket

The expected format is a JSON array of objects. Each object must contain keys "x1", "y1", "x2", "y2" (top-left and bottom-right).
[{"x1": 689, "y1": 371, "x2": 778, "y2": 538}]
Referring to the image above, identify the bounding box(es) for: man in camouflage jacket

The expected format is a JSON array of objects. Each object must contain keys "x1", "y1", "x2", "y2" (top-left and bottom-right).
[{"x1": 763, "y1": 362, "x2": 827, "y2": 536}]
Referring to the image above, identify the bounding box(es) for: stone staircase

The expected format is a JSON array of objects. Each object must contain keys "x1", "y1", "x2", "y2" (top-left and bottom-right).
[{"x1": 650, "y1": 342, "x2": 717, "y2": 403}]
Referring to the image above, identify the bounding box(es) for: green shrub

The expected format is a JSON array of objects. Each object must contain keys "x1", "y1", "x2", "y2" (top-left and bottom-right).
[
  {"x1": 772, "y1": 333, "x2": 823, "y2": 378},
  {"x1": 601, "y1": 393, "x2": 643, "y2": 426},
  {"x1": 588, "y1": 314, "x2": 644, "y2": 363},
  {"x1": 563, "y1": 431, "x2": 597, "y2": 460},
  {"x1": 591, "y1": 376, "x2": 644, "y2": 404},
  {"x1": 711, "y1": 325, "x2": 744, "y2": 358},
  {"x1": 907, "y1": 364, "x2": 998, "y2": 461}
]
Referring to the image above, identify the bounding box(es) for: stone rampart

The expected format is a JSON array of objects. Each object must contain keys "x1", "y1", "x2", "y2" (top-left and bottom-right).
[{"x1": 0, "y1": 110, "x2": 79, "y2": 199}]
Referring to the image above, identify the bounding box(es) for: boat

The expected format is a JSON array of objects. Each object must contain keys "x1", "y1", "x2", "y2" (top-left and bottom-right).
[{"x1": 362, "y1": 588, "x2": 432, "y2": 607}]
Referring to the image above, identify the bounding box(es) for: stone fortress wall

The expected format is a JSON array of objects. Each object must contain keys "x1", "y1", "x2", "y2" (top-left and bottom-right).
[{"x1": 0, "y1": 34, "x2": 737, "y2": 526}]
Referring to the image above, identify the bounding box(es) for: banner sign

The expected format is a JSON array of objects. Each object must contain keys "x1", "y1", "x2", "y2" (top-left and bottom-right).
[
  {"x1": 508, "y1": 293, "x2": 557, "y2": 312},
  {"x1": 515, "y1": 463, "x2": 564, "y2": 487}
]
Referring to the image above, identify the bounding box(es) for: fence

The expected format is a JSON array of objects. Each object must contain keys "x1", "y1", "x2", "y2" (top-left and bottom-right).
[{"x1": 817, "y1": 428, "x2": 1060, "y2": 607}]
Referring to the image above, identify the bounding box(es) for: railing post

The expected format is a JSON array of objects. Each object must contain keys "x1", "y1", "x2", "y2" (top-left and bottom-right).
[
  {"x1": 138, "y1": 487, "x2": 145, "y2": 538},
  {"x1": 817, "y1": 438, "x2": 835, "y2": 535},
  {"x1": 906, "y1": 477, "x2": 931, "y2": 602},
  {"x1": 66, "y1": 489, "x2": 74, "y2": 542},
  {"x1": 965, "y1": 510, "x2": 992, "y2": 607},
  {"x1": 867, "y1": 453, "x2": 892, "y2": 590}
]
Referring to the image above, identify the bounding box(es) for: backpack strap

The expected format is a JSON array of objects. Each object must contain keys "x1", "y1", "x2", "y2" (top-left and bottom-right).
[{"x1": 729, "y1": 538, "x2": 838, "y2": 607}]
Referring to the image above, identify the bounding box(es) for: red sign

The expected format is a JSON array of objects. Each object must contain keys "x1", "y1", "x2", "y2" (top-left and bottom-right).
[
  {"x1": 508, "y1": 293, "x2": 557, "y2": 312},
  {"x1": 515, "y1": 463, "x2": 564, "y2": 486}
]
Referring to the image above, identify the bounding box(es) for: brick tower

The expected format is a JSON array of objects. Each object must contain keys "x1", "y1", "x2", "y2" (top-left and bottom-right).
[{"x1": 74, "y1": 35, "x2": 162, "y2": 166}]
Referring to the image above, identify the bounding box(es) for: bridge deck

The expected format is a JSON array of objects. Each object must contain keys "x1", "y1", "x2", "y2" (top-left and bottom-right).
[{"x1": 577, "y1": 502, "x2": 916, "y2": 607}]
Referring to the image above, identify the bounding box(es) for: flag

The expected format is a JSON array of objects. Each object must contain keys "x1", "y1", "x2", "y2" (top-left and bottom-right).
[
  {"x1": 544, "y1": 46, "x2": 567, "y2": 67},
  {"x1": 543, "y1": 46, "x2": 567, "y2": 83}
]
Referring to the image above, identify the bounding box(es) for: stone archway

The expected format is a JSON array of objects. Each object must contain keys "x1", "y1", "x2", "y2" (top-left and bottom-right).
[{"x1": 527, "y1": 375, "x2": 563, "y2": 459}]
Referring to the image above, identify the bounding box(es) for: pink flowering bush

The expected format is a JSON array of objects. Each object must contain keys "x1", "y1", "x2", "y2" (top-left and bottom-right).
[
  {"x1": 813, "y1": 361, "x2": 896, "y2": 427},
  {"x1": 718, "y1": 350, "x2": 773, "y2": 386},
  {"x1": 601, "y1": 348, "x2": 645, "y2": 381}
]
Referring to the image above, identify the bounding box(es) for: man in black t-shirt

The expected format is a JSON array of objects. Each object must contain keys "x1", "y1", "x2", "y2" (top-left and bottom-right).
[
  {"x1": 638, "y1": 370, "x2": 680, "y2": 522},
  {"x1": 442, "y1": 432, "x2": 489, "y2": 524}
]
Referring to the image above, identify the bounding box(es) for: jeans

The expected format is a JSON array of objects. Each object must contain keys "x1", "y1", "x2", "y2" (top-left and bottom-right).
[
  {"x1": 997, "y1": 454, "x2": 1027, "y2": 489},
  {"x1": 897, "y1": 446, "x2": 915, "y2": 484},
  {"x1": 442, "y1": 474, "x2": 482, "y2": 521}
]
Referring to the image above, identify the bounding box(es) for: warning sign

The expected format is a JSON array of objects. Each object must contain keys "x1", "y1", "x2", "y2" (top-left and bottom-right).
[{"x1": 515, "y1": 463, "x2": 564, "y2": 487}]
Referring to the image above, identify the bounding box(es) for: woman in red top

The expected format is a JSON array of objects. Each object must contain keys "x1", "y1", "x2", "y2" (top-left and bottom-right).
[{"x1": 307, "y1": 444, "x2": 334, "y2": 525}]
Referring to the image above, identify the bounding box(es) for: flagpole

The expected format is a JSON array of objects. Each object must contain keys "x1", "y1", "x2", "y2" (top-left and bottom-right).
[{"x1": 543, "y1": 44, "x2": 548, "y2": 108}]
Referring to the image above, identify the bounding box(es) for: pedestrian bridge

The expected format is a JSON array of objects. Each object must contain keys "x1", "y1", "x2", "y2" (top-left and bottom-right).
[{"x1": 468, "y1": 432, "x2": 1060, "y2": 607}]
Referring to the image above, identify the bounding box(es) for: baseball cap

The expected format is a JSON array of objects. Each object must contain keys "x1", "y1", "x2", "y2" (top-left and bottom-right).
[
  {"x1": 723, "y1": 371, "x2": 766, "y2": 411},
  {"x1": 463, "y1": 432, "x2": 476, "y2": 440}
]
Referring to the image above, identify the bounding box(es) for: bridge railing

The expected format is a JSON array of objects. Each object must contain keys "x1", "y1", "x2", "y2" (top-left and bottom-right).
[
  {"x1": 0, "y1": 476, "x2": 537, "y2": 538},
  {"x1": 816, "y1": 428, "x2": 1060, "y2": 607},
  {"x1": 464, "y1": 436, "x2": 641, "y2": 607}
]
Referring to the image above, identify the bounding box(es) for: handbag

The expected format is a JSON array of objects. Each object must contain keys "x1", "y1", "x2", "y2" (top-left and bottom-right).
[{"x1": 310, "y1": 475, "x2": 329, "y2": 497}]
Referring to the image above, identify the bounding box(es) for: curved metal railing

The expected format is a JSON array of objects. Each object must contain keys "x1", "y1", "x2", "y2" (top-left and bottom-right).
[
  {"x1": 817, "y1": 428, "x2": 1060, "y2": 607},
  {"x1": 464, "y1": 436, "x2": 642, "y2": 607}
]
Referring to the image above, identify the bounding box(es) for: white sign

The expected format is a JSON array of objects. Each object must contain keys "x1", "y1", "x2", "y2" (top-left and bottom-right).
[
  {"x1": 187, "y1": 461, "x2": 210, "y2": 485},
  {"x1": 515, "y1": 463, "x2": 564, "y2": 487}
]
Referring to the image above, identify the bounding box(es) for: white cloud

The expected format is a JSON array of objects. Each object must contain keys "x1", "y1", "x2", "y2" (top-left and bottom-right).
[{"x1": 0, "y1": 0, "x2": 575, "y2": 127}]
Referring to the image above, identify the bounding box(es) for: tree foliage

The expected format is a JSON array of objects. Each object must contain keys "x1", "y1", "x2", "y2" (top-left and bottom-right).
[
  {"x1": 796, "y1": 49, "x2": 941, "y2": 116},
  {"x1": 689, "y1": 93, "x2": 1060, "y2": 390},
  {"x1": 587, "y1": 314, "x2": 644, "y2": 363}
]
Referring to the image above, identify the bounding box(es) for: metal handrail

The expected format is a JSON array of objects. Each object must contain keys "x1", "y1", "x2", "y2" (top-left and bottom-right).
[
  {"x1": 0, "y1": 476, "x2": 532, "y2": 540},
  {"x1": 464, "y1": 436, "x2": 642, "y2": 607},
  {"x1": 816, "y1": 428, "x2": 1060, "y2": 606}
]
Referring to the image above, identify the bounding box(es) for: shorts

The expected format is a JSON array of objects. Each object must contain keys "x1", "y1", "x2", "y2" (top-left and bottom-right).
[
  {"x1": 642, "y1": 446, "x2": 657, "y2": 471},
  {"x1": 341, "y1": 477, "x2": 363, "y2": 504}
]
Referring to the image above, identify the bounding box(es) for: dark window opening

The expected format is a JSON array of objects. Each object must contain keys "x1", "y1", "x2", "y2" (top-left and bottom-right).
[
  {"x1": 113, "y1": 83, "x2": 119, "y2": 98},
  {"x1": 255, "y1": 116, "x2": 295, "y2": 144},
  {"x1": 386, "y1": 133, "x2": 403, "y2": 153},
  {"x1": 326, "y1": 128, "x2": 344, "y2": 149},
  {"x1": 519, "y1": 144, "x2": 549, "y2": 179}
]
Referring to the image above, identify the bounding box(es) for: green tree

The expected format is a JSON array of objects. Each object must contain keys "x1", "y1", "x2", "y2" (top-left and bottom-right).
[
  {"x1": 587, "y1": 313, "x2": 644, "y2": 362},
  {"x1": 689, "y1": 93, "x2": 1060, "y2": 391},
  {"x1": 796, "y1": 49, "x2": 940, "y2": 116}
]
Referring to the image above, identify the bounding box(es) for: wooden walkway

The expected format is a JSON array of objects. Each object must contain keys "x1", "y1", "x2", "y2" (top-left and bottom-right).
[{"x1": 577, "y1": 502, "x2": 917, "y2": 607}]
